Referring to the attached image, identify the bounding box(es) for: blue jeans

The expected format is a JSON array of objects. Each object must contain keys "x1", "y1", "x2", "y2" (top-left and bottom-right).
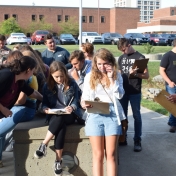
[
  {"x1": 119, "y1": 93, "x2": 142, "y2": 142},
  {"x1": 0, "y1": 106, "x2": 35, "y2": 160},
  {"x1": 166, "y1": 85, "x2": 176, "y2": 126}
]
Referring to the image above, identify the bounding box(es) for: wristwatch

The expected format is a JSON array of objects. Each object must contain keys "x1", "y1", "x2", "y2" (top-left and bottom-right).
[{"x1": 134, "y1": 73, "x2": 138, "y2": 77}]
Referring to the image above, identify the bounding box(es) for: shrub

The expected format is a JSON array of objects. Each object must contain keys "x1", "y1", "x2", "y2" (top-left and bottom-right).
[{"x1": 142, "y1": 43, "x2": 155, "y2": 54}]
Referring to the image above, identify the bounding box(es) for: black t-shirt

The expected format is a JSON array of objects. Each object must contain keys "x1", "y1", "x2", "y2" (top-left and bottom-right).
[
  {"x1": 160, "y1": 51, "x2": 176, "y2": 85},
  {"x1": 118, "y1": 51, "x2": 145, "y2": 94}
]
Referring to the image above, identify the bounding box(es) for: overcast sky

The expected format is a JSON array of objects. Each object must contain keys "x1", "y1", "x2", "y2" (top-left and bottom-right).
[{"x1": 0, "y1": 0, "x2": 175, "y2": 8}]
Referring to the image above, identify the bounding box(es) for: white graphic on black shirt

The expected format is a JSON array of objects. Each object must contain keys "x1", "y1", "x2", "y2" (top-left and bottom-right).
[{"x1": 121, "y1": 58, "x2": 135, "y2": 74}]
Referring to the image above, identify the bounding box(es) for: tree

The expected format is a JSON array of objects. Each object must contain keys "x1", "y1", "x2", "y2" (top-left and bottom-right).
[
  {"x1": 0, "y1": 17, "x2": 22, "y2": 35},
  {"x1": 25, "y1": 18, "x2": 53, "y2": 34},
  {"x1": 59, "y1": 17, "x2": 79, "y2": 36}
]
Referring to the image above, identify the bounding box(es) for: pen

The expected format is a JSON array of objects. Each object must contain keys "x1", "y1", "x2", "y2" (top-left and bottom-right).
[{"x1": 68, "y1": 96, "x2": 74, "y2": 106}]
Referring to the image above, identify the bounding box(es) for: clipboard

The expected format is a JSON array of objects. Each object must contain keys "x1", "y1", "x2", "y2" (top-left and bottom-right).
[
  {"x1": 129, "y1": 58, "x2": 149, "y2": 79},
  {"x1": 154, "y1": 90, "x2": 176, "y2": 117},
  {"x1": 85, "y1": 100, "x2": 110, "y2": 114}
]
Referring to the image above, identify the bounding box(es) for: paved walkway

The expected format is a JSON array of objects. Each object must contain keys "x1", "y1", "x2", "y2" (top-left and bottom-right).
[{"x1": 1, "y1": 106, "x2": 176, "y2": 176}]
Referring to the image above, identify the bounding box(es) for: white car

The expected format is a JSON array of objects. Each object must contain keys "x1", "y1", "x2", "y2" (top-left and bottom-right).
[
  {"x1": 78, "y1": 32, "x2": 103, "y2": 44},
  {"x1": 7, "y1": 33, "x2": 28, "y2": 45}
]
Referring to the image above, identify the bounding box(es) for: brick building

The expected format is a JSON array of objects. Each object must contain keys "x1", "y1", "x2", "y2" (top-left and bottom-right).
[
  {"x1": 127, "y1": 7, "x2": 176, "y2": 33},
  {"x1": 0, "y1": 5, "x2": 139, "y2": 35}
]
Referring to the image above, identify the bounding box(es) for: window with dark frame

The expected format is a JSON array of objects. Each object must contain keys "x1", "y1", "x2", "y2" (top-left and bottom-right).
[
  {"x1": 171, "y1": 10, "x2": 175, "y2": 16},
  {"x1": 82, "y1": 16, "x2": 87, "y2": 23},
  {"x1": 4, "y1": 14, "x2": 9, "y2": 20},
  {"x1": 101, "y1": 16, "x2": 105, "y2": 23},
  {"x1": 57, "y1": 15, "x2": 62, "y2": 22},
  {"x1": 12, "y1": 14, "x2": 17, "y2": 21},
  {"x1": 89, "y1": 16, "x2": 94, "y2": 23},
  {"x1": 32, "y1": 15, "x2": 36, "y2": 21},
  {"x1": 39, "y1": 15, "x2": 44, "y2": 21},
  {"x1": 65, "y1": 15, "x2": 70, "y2": 22}
]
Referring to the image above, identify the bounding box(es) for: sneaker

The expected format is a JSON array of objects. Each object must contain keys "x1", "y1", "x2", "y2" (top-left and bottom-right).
[
  {"x1": 0, "y1": 160, "x2": 3, "y2": 168},
  {"x1": 34, "y1": 143, "x2": 47, "y2": 159},
  {"x1": 54, "y1": 160, "x2": 63, "y2": 176},
  {"x1": 5, "y1": 140, "x2": 14, "y2": 152},
  {"x1": 134, "y1": 141, "x2": 142, "y2": 152},
  {"x1": 119, "y1": 139, "x2": 128, "y2": 146},
  {"x1": 167, "y1": 122, "x2": 171, "y2": 126},
  {"x1": 169, "y1": 126, "x2": 176, "y2": 133}
]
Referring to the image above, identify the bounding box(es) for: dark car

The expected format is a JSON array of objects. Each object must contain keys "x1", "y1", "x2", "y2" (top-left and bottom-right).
[
  {"x1": 160, "y1": 33, "x2": 176, "y2": 46},
  {"x1": 59, "y1": 34, "x2": 76, "y2": 45},
  {"x1": 124, "y1": 33, "x2": 149, "y2": 45},
  {"x1": 101, "y1": 32, "x2": 123, "y2": 45},
  {"x1": 144, "y1": 33, "x2": 167, "y2": 46},
  {"x1": 31, "y1": 30, "x2": 49, "y2": 45},
  {"x1": 53, "y1": 36, "x2": 60, "y2": 45}
]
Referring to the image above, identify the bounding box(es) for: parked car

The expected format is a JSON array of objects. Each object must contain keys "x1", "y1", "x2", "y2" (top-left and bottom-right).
[
  {"x1": 160, "y1": 33, "x2": 176, "y2": 46},
  {"x1": 27, "y1": 37, "x2": 32, "y2": 45},
  {"x1": 31, "y1": 30, "x2": 49, "y2": 45},
  {"x1": 59, "y1": 34, "x2": 76, "y2": 45},
  {"x1": 101, "y1": 32, "x2": 123, "y2": 45},
  {"x1": 124, "y1": 33, "x2": 149, "y2": 45},
  {"x1": 78, "y1": 32, "x2": 103, "y2": 44},
  {"x1": 6, "y1": 33, "x2": 28, "y2": 45},
  {"x1": 53, "y1": 36, "x2": 60, "y2": 45},
  {"x1": 144, "y1": 33, "x2": 167, "y2": 46}
]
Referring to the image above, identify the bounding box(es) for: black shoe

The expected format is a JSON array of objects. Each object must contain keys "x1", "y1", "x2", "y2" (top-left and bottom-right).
[
  {"x1": 168, "y1": 122, "x2": 171, "y2": 126},
  {"x1": 54, "y1": 160, "x2": 63, "y2": 176},
  {"x1": 119, "y1": 139, "x2": 128, "y2": 146},
  {"x1": 134, "y1": 141, "x2": 142, "y2": 152},
  {"x1": 34, "y1": 143, "x2": 47, "y2": 159}
]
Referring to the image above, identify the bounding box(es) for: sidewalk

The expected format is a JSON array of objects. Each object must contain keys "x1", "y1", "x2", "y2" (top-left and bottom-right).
[{"x1": 1, "y1": 106, "x2": 176, "y2": 176}]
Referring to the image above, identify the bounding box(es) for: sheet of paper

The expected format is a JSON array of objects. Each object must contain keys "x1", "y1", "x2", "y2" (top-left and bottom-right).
[
  {"x1": 85, "y1": 101, "x2": 110, "y2": 114},
  {"x1": 48, "y1": 108, "x2": 69, "y2": 115}
]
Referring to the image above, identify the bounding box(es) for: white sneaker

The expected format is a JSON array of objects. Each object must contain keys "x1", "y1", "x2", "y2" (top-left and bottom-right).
[{"x1": 5, "y1": 140, "x2": 14, "y2": 152}]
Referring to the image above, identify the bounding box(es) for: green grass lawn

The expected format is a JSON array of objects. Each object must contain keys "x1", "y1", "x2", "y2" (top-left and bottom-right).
[
  {"x1": 7, "y1": 44, "x2": 172, "y2": 57},
  {"x1": 7, "y1": 44, "x2": 170, "y2": 115}
]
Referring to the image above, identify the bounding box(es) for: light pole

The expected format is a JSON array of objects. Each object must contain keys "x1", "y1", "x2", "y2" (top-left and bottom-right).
[
  {"x1": 79, "y1": 0, "x2": 82, "y2": 49},
  {"x1": 98, "y1": 0, "x2": 99, "y2": 34}
]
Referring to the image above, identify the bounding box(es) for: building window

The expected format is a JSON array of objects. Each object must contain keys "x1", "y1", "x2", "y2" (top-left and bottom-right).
[
  {"x1": 101, "y1": 16, "x2": 105, "y2": 23},
  {"x1": 32, "y1": 15, "x2": 36, "y2": 21},
  {"x1": 150, "y1": 11, "x2": 153, "y2": 15},
  {"x1": 150, "y1": 6, "x2": 153, "y2": 10},
  {"x1": 4, "y1": 14, "x2": 9, "y2": 20},
  {"x1": 82, "y1": 16, "x2": 87, "y2": 23},
  {"x1": 138, "y1": 1, "x2": 141, "y2": 5},
  {"x1": 12, "y1": 14, "x2": 18, "y2": 21},
  {"x1": 57, "y1": 15, "x2": 62, "y2": 22},
  {"x1": 39, "y1": 15, "x2": 44, "y2": 21},
  {"x1": 65, "y1": 15, "x2": 69, "y2": 22},
  {"x1": 138, "y1": 6, "x2": 141, "y2": 8},
  {"x1": 156, "y1": 2, "x2": 160, "y2": 5},
  {"x1": 144, "y1": 11, "x2": 147, "y2": 15},
  {"x1": 144, "y1": 6, "x2": 147, "y2": 10},
  {"x1": 171, "y1": 10, "x2": 175, "y2": 16},
  {"x1": 150, "y1": 1, "x2": 153, "y2": 5},
  {"x1": 89, "y1": 16, "x2": 94, "y2": 23},
  {"x1": 144, "y1": 1, "x2": 147, "y2": 5}
]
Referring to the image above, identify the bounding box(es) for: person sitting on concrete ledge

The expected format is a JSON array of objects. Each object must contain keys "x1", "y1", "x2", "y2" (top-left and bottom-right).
[
  {"x1": 0, "y1": 56, "x2": 43, "y2": 168},
  {"x1": 34, "y1": 61, "x2": 82, "y2": 176}
]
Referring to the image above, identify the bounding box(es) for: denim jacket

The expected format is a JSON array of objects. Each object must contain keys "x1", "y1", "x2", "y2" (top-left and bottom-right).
[{"x1": 42, "y1": 79, "x2": 82, "y2": 120}]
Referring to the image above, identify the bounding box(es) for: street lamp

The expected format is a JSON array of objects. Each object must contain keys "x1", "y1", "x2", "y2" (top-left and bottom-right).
[{"x1": 79, "y1": 0, "x2": 82, "y2": 49}]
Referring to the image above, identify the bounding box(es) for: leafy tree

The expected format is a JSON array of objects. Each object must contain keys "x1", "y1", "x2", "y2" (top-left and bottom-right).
[
  {"x1": 25, "y1": 18, "x2": 53, "y2": 34},
  {"x1": 59, "y1": 17, "x2": 79, "y2": 35},
  {"x1": 0, "y1": 17, "x2": 22, "y2": 35}
]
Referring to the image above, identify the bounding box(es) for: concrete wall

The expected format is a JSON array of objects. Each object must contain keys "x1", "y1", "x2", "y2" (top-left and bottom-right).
[{"x1": 13, "y1": 116, "x2": 108, "y2": 176}]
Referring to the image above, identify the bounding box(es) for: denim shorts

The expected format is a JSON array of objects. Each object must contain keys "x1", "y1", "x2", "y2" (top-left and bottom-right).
[{"x1": 85, "y1": 104, "x2": 122, "y2": 136}]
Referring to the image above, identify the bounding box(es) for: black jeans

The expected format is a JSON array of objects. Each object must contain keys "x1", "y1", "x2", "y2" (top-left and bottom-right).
[{"x1": 48, "y1": 114, "x2": 75, "y2": 149}]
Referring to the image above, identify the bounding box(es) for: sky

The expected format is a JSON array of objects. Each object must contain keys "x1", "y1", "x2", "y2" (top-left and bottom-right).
[{"x1": 0, "y1": 0, "x2": 175, "y2": 8}]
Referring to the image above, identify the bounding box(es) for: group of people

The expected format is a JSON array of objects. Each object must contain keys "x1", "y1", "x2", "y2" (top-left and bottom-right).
[{"x1": 1, "y1": 32, "x2": 175, "y2": 176}]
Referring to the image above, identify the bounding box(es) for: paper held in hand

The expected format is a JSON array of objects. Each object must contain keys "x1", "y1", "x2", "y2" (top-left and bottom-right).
[
  {"x1": 48, "y1": 109, "x2": 70, "y2": 115},
  {"x1": 85, "y1": 101, "x2": 110, "y2": 114}
]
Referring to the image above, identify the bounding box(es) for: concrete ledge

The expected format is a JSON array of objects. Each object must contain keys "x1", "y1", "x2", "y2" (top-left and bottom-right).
[
  {"x1": 144, "y1": 54, "x2": 163, "y2": 60},
  {"x1": 13, "y1": 115, "x2": 108, "y2": 176}
]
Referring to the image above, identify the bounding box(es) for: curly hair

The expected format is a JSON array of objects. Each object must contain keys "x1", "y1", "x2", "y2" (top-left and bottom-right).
[{"x1": 90, "y1": 48, "x2": 118, "y2": 90}]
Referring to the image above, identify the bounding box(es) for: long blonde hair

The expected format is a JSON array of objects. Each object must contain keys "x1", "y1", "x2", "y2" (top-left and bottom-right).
[{"x1": 90, "y1": 48, "x2": 118, "y2": 90}]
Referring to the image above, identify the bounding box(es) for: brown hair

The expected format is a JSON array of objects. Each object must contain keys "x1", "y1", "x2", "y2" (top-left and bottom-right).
[
  {"x1": 90, "y1": 48, "x2": 117, "y2": 90},
  {"x1": 44, "y1": 33, "x2": 53, "y2": 43},
  {"x1": 47, "y1": 61, "x2": 71, "y2": 91},
  {"x1": 13, "y1": 44, "x2": 22, "y2": 51},
  {"x1": 81, "y1": 43, "x2": 94, "y2": 56},
  {"x1": 117, "y1": 38, "x2": 130, "y2": 50},
  {"x1": 0, "y1": 34, "x2": 6, "y2": 41},
  {"x1": 69, "y1": 50, "x2": 85, "y2": 62},
  {"x1": 173, "y1": 38, "x2": 176, "y2": 47},
  {"x1": 6, "y1": 50, "x2": 23, "y2": 63}
]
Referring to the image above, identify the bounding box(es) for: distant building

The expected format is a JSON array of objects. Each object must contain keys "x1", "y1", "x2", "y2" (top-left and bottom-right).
[
  {"x1": 0, "y1": 5, "x2": 140, "y2": 35},
  {"x1": 114, "y1": 0, "x2": 161, "y2": 23},
  {"x1": 127, "y1": 7, "x2": 176, "y2": 33}
]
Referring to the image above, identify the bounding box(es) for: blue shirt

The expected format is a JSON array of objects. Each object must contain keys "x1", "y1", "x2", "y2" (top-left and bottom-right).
[{"x1": 42, "y1": 46, "x2": 72, "y2": 69}]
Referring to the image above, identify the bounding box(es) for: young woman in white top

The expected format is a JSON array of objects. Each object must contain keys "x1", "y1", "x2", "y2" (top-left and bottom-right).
[{"x1": 81, "y1": 48, "x2": 126, "y2": 176}]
